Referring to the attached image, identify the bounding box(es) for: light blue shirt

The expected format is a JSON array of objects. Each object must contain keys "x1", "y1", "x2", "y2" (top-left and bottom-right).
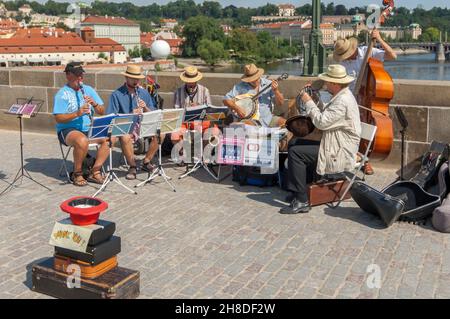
[
  {"x1": 53, "y1": 84, "x2": 103, "y2": 133},
  {"x1": 225, "y1": 78, "x2": 275, "y2": 127},
  {"x1": 107, "y1": 84, "x2": 156, "y2": 115},
  {"x1": 340, "y1": 46, "x2": 385, "y2": 93}
]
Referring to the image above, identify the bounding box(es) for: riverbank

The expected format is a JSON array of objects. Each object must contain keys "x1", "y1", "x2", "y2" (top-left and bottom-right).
[{"x1": 393, "y1": 48, "x2": 429, "y2": 55}]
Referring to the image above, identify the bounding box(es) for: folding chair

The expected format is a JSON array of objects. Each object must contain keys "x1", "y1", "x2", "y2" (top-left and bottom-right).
[
  {"x1": 329, "y1": 122, "x2": 378, "y2": 208},
  {"x1": 58, "y1": 141, "x2": 102, "y2": 183}
]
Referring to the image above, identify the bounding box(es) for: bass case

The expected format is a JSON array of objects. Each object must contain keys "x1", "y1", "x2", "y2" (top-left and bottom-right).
[
  {"x1": 382, "y1": 181, "x2": 441, "y2": 223},
  {"x1": 350, "y1": 181, "x2": 404, "y2": 227}
]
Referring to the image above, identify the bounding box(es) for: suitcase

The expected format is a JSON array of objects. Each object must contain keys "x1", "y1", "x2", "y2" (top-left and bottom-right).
[
  {"x1": 307, "y1": 179, "x2": 352, "y2": 206},
  {"x1": 32, "y1": 258, "x2": 139, "y2": 299},
  {"x1": 55, "y1": 236, "x2": 121, "y2": 266},
  {"x1": 87, "y1": 220, "x2": 116, "y2": 246},
  {"x1": 350, "y1": 181, "x2": 404, "y2": 227},
  {"x1": 54, "y1": 255, "x2": 118, "y2": 279}
]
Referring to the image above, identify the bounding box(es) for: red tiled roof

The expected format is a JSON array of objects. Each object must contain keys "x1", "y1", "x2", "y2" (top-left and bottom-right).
[
  {"x1": 278, "y1": 4, "x2": 295, "y2": 9},
  {"x1": 0, "y1": 28, "x2": 125, "y2": 54},
  {"x1": 161, "y1": 19, "x2": 177, "y2": 23},
  {"x1": 81, "y1": 27, "x2": 94, "y2": 31},
  {"x1": 82, "y1": 15, "x2": 139, "y2": 26},
  {"x1": 140, "y1": 32, "x2": 155, "y2": 45}
]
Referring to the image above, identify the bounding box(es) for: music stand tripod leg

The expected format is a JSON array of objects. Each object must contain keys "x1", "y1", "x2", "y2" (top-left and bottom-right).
[
  {"x1": 93, "y1": 139, "x2": 138, "y2": 197},
  {"x1": 135, "y1": 131, "x2": 176, "y2": 192}
]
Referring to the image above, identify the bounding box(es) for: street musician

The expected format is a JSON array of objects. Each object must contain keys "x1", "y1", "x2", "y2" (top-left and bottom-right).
[
  {"x1": 280, "y1": 65, "x2": 361, "y2": 214},
  {"x1": 223, "y1": 64, "x2": 285, "y2": 127}
]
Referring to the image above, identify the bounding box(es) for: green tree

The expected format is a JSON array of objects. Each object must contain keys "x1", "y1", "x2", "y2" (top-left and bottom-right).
[
  {"x1": 419, "y1": 27, "x2": 440, "y2": 42},
  {"x1": 325, "y1": 2, "x2": 335, "y2": 15},
  {"x1": 182, "y1": 15, "x2": 225, "y2": 57},
  {"x1": 335, "y1": 4, "x2": 348, "y2": 15},
  {"x1": 98, "y1": 52, "x2": 107, "y2": 59},
  {"x1": 200, "y1": 1, "x2": 222, "y2": 19},
  {"x1": 197, "y1": 39, "x2": 226, "y2": 67},
  {"x1": 296, "y1": 4, "x2": 312, "y2": 16},
  {"x1": 128, "y1": 46, "x2": 141, "y2": 58},
  {"x1": 228, "y1": 28, "x2": 259, "y2": 62}
]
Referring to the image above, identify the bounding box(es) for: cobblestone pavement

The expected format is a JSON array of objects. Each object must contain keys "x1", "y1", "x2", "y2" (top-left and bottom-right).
[{"x1": 0, "y1": 129, "x2": 449, "y2": 299}]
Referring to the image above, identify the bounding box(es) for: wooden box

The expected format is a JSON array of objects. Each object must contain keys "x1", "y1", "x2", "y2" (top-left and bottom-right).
[
  {"x1": 32, "y1": 258, "x2": 139, "y2": 299},
  {"x1": 307, "y1": 179, "x2": 351, "y2": 206}
]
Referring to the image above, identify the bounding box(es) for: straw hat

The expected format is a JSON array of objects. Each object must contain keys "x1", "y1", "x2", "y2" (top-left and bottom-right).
[
  {"x1": 241, "y1": 64, "x2": 264, "y2": 83},
  {"x1": 121, "y1": 65, "x2": 145, "y2": 79},
  {"x1": 317, "y1": 64, "x2": 355, "y2": 84},
  {"x1": 333, "y1": 37, "x2": 358, "y2": 62},
  {"x1": 180, "y1": 66, "x2": 203, "y2": 83}
]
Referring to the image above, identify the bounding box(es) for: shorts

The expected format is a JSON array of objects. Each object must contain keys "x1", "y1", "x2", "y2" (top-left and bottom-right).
[{"x1": 58, "y1": 128, "x2": 88, "y2": 146}]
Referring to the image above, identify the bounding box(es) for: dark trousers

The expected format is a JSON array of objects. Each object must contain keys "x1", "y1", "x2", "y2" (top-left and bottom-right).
[{"x1": 286, "y1": 138, "x2": 320, "y2": 202}]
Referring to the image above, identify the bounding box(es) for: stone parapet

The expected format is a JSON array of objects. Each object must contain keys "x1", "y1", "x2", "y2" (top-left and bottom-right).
[{"x1": 0, "y1": 68, "x2": 449, "y2": 167}]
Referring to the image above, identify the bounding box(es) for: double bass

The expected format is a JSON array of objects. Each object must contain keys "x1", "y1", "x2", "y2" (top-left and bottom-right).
[{"x1": 354, "y1": 0, "x2": 395, "y2": 161}]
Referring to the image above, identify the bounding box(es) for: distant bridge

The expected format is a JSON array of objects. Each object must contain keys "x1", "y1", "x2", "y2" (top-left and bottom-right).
[
  {"x1": 385, "y1": 42, "x2": 450, "y2": 52},
  {"x1": 324, "y1": 42, "x2": 450, "y2": 60}
]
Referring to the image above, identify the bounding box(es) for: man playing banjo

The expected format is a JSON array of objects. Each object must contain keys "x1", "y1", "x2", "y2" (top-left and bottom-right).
[{"x1": 223, "y1": 64, "x2": 285, "y2": 127}]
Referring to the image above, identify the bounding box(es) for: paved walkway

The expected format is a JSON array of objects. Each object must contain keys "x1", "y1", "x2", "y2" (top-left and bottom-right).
[{"x1": 0, "y1": 129, "x2": 449, "y2": 299}]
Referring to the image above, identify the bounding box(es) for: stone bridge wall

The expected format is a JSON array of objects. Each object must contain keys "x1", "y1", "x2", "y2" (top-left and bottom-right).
[{"x1": 0, "y1": 68, "x2": 449, "y2": 168}]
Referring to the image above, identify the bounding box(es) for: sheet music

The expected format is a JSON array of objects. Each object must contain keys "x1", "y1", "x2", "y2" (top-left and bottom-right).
[
  {"x1": 139, "y1": 110, "x2": 162, "y2": 137},
  {"x1": 160, "y1": 109, "x2": 184, "y2": 134}
]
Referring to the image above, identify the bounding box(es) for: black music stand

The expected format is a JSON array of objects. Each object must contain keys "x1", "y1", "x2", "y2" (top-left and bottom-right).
[
  {"x1": 1, "y1": 98, "x2": 50, "y2": 196},
  {"x1": 93, "y1": 114, "x2": 139, "y2": 197},
  {"x1": 394, "y1": 106, "x2": 409, "y2": 181},
  {"x1": 178, "y1": 105, "x2": 228, "y2": 181}
]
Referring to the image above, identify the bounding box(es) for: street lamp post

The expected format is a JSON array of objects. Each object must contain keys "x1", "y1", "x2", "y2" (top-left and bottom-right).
[{"x1": 302, "y1": 0, "x2": 327, "y2": 76}]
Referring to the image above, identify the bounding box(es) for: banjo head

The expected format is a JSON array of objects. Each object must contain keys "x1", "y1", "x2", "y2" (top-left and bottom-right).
[{"x1": 235, "y1": 97, "x2": 257, "y2": 120}]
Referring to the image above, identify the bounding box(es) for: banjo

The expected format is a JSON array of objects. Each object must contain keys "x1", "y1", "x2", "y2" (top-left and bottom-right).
[{"x1": 232, "y1": 73, "x2": 289, "y2": 122}]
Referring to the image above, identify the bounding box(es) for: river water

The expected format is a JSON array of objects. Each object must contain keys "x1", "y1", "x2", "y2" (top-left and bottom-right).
[{"x1": 213, "y1": 53, "x2": 450, "y2": 81}]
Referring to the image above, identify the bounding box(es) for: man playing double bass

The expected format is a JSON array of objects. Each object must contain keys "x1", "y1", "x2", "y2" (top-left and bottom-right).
[
  {"x1": 223, "y1": 64, "x2": 286, "y2": 127},
  {"x1": 280, "y1": 65, "x2": 361, "y2": 214},
  {"x1": 333, "y1": 30, "x2": 397, "y2": 175}
]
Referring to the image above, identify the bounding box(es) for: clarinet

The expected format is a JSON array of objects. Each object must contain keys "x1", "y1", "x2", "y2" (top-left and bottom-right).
[{"x1": 79, "y1": 82, "x2": 93, "y2": 123}]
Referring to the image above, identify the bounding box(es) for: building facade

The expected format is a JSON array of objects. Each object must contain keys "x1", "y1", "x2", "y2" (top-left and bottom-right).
[
  {"x1": 278, "y1": 4, "x2": 296, "y2": 17},
  {"x1": 81, "y1": 15, "x2": 141, "y2": 55},
  {"x1": 0, "y1": 27, "x2": 126, "y2": 67}
]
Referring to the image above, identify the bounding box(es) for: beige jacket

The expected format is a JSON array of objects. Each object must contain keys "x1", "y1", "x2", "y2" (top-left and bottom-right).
[{"x1": 304, "y1": 87, "x2": 361, "y2": 176}]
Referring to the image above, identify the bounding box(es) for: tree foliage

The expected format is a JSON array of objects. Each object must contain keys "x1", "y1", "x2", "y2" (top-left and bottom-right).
[
  {"x1": 182, "y1": 16, "x2": 225, "y2": 57},
  {"x1": 197, "y1": 39, "x2": 226, "y2": 67}
]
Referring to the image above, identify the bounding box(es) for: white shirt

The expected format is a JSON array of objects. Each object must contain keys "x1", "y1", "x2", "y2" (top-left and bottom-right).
[{"x1": 340, "y1": 46, "x2": 385, "y2": 93}]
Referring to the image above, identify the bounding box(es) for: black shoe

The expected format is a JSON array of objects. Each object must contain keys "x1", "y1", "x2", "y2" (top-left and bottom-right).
[{"x1": 279, "y1": 198, "x2": 311, "y2": 214}]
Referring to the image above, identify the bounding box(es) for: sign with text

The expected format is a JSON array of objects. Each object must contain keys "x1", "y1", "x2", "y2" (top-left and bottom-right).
[{"x1": 49, "y1": 218, "x2": 102, "y2": 253}]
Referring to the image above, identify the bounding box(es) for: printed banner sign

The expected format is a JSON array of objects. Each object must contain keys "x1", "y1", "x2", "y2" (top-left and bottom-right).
[{"x1": 49, "y1": 218, "x2": 103, "y2": 253}]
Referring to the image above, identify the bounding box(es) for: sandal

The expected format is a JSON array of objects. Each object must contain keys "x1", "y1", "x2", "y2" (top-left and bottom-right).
[
  {"x1": 126, "y1": 166, "x2": 137, "y2": 180},
  {"x1": 87, "y1": 169, "x2": 105, "y2": 184},
  {"x1": 73, "y1": 171, "x2": 88, "y2": 187},
  {"x1": 141, "y1": 161, "x2": 155, "y2": 173}
]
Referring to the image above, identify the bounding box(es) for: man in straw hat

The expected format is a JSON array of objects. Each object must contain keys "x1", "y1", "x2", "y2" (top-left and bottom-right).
[
  {"x1": 171, "y1": 66, "x2": 212, "y2": 139},
  {"x1": 53, "y1": 62, "x2": 110, "y2": 187},
  {"x1": 280, "y1": 64, "x2": 361, "y2": 214},
  {"x1": 334, "y1": 30, "x2": 396, "y2": 175},
  {"x1": 223, "y1": 63, "x2": 285, "y2": 127},
  {"x1": 106, "y1": 64, "x2": 158, "y2": 180}
]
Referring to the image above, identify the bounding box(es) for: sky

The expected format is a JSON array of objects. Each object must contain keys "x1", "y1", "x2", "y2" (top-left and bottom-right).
[{"x1": 83, "y1": 0, "x2": 449, "y2": 10}]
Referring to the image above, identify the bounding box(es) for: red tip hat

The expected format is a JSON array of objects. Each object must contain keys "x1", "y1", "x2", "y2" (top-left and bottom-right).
[{"x1": 60, "y1": 196, "x2": 108, "y2": 226}]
